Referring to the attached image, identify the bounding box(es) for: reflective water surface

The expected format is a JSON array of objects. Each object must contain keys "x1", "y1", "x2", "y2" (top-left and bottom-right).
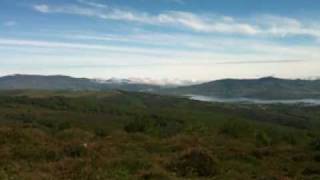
[{"x1": 188, "y1": 95, "x2": 320, "y2": 106}]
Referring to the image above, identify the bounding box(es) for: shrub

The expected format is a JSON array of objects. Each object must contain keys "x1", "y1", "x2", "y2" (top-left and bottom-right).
[
  {"x1": 138, "y1": 170, "x2": 169, "y2": 180},
  {"x1": 252, "y1": 147, "x2": 273, "y2": 159},
  {"x1": 167, "y1": 148, "x2": 218, "y2": 177},
  {"x1": 302, "y1": 165, "x2": 320, "y2": 176},
  {"x1": 56, "y1": 128, "x2": 94, "y2": 141},
  {"x1": 310, "y1": 138, "x2": 320, "y2": 151},
  {"x1": 64, "y1": 143, "x2": 87, "y2": 158},
  {"x1": 124, "y1": 118, "x2": 149, "y2": 133},
  {"x1": 313, "y1": 153, "x2": 320, "y2": 162},
  {"x1": 124, "y1": 116, "x2": 183, "y2": 137},
  {"x1": 37, "y1": 120, "x2": 56, "y2": 129},
  {"x1": 219, "y1": 120, "x2": 253, "y2": 138},
  {"x1": 94, "y1": 128, "x2": 108, "y2": 137},
  {"x1": 57, "y1": 121, "x2": 71, "y2": 131},
  {"x1": 101, "y1": 157, "x2": 152, "y2": 179},
  {"x1": 0, "y1": 169, "x2": 9, "y2": 180},
  {"x1": 255, "y1": 131, "x2": 271, "y2": 147},
  {"x1": 282, "y1": 133, "x2": 298, "y2": 145}
]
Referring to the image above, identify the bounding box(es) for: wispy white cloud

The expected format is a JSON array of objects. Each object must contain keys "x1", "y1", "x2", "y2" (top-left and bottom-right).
[
  {"x1": 65, "y1": 31, "x2": 320, "y2": 60},
  {"x1": 216, "y1": 59, "x2": 303, "y2": 65},
  {"x1": 0, "y1": 38, "x2": 173, "y2": 56},
  {"x1": 1, "y1": 35, "x2": 319, "y2": 64},
  {"x1": 77, "y1": 0, "x2": 108, "y2": 8},
  {"x1": 31, "y1": 3, "x2": 258, "y2": 35},
  {"x1": 255, "y1": 15, "x2": 320, "y2": 38},
  {"x1": 31, "y1": 2, "x2": 320, "y2": 39},
  {"x1": 33, "y1": 4, "x2": 50, "y2": 13},
  {"x1": 157, "y1": 11, "x2": 258, "y2": 35}
]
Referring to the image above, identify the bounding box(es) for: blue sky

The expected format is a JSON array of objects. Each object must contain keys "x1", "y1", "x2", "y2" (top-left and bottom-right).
[{"x1": 1, "y1": 0, "x2": 320, "y2": 82}]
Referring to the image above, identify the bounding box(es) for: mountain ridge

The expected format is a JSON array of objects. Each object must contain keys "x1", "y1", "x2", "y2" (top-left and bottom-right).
[
  {"x1": 165, "y1": 76, "x2": 320, "y2": 99},
  {"x1": 0, "y1": 74, "x2": 320, "y2": 100}
]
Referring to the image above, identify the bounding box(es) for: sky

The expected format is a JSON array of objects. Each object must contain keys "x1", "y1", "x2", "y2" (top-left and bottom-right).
[{"x1": 0, "y1": 0, "x2": 320, "y2": 82}]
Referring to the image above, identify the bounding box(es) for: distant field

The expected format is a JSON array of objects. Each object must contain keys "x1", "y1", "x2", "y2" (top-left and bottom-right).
[{"x1": 0, "y1": 90, "x2": 320, "y2": 180}]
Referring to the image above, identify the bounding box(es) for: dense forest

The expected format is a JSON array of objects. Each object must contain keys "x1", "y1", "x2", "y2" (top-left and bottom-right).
[{"x1": 0, "y1": 90, "x2": 320, "y2": 179}]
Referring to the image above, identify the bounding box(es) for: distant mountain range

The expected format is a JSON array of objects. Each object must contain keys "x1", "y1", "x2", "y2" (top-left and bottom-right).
[
  {"x1": 0, "y1": 75, "x2": 98, "y2": 90},
  {"x1": 0, "y1": 75, "x2": 320, "y2": 100},
  {"x1": 163, "y1": 77, "x2": 320, "y2": 99},
  {"x1": 0, "y1": 74, "x2": 161, "y2": 92}
]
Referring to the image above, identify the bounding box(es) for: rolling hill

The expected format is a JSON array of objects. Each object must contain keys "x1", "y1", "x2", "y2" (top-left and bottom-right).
[
  {"x1": 0, "y1": 74, "x2": 98, "y2": 90},
  {"x1": 0, "y1": 90, "x2": 320, "y2": 179},
  {"x1": 1, "y1": 75, "x2": 320, "y2": 100},
  {"x1": 162, "y1": 77, "x2": 320, "y2": 99},
  {"x1": 0, "y1": 74, "x2": 160, "y2": 92}
]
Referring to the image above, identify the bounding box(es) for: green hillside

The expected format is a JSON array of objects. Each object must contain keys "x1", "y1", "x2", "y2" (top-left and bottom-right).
[
  {"x1": 165, "y1": 77, "x2": 320, "y2": 99},
  {"x1": 0, "y1": 90, "x2": 320, "y2": 179}
]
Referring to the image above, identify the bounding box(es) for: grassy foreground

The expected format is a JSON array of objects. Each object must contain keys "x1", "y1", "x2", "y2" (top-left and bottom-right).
[{"x1": 0, "y1": 90, "x2": 320, "y2": 180}]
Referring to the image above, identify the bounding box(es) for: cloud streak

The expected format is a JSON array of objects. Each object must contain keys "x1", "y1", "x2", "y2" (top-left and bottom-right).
[
  {"x1": 216, "y1": 59, "x2": 303, "y2": 65},
  {"x1": 32, "y1": 2, "x2": 320, "y2": 39},
  {"x1": 30, "y1": 3, "x2": 258, "y2": 35},
  {"x1": 1, "y1": 36, "x2": 319, "y2": 64},
  {"x1": 64, "y1": 31, "x2": 320, "y2": 59},
  {"x1": 0, "y1": 38, "x2": 178, "y2": 56}
]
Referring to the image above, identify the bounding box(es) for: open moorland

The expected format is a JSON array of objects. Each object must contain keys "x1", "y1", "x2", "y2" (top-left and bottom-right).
[{"x1": 0, "y1": 90, "x2": 320, "y2": 180}]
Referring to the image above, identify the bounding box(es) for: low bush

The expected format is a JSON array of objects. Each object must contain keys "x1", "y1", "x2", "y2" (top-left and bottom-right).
[
  {"x1": 137, "y1": 170, "x2": 169, "y2": 180},
  {"x1": 94, "y1": 128, "x2": 108, "y2": 138},
  {"x1": 64, "y1": 143, "x2": 87, "y2": 158},
  {"x1": 302, "y1": 165, "x2": 320, "y2": 176},
  {"x1": 124, "y1": 116, "x2": 183, "y2": 137},
  {"x1": 255, "y1": 131, "x2": 272, "y2": 147},
  {"x1": 167, "y1": 148, "x2": 218, "y2": 177},
  {"x1": 124, "y1": 118, "x2": 149, "y2": 133},
  {"x1": 0, "y1": 169, "x2": 9, "y2": 180},
  {"x1": 313, "y1": 153, "x2": 320, "y2": 162},
  {"x1": 56, "y1": 128, "x2": 94, "y2": 141},
  {"x1": 310, "y1": 138, "x2": 320, "y2": 151},
  {"x1": 219, "y1": 120, "x2": 253, "y2": 138}
]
